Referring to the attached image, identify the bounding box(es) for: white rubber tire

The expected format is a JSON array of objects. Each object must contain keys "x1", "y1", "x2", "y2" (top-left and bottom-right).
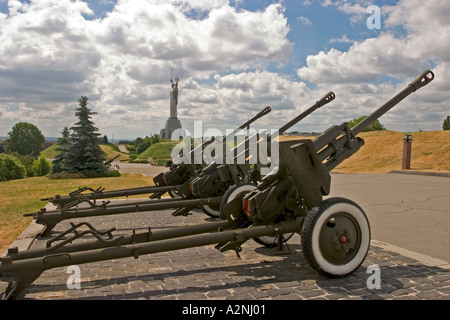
[{"x1": 301, "y1": 197, "x2": 371, "y2": 278}]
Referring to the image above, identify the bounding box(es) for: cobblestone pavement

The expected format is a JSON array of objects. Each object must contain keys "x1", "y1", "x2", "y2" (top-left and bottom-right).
[{"x1": 15, "y1": 203, "x2": 450, "y2": 301}]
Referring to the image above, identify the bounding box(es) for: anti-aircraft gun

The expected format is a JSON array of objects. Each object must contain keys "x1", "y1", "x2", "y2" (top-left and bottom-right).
[
  {"x1": 26, "y1": 92, "x2": 335, "y2": 235},
  {"x1": 0, "y1": 70, "x2": 434, "y2": 299}
]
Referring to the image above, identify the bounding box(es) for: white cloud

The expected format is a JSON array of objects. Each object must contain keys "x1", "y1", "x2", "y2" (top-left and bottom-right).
[
  {"x1": 329, "y1": 34, "x2": 353, "y2": 43},
  {"x1": 177, "y1": 70, "x2": 313, "y2": 135},
  {"x1": 0, "y1": 0, "x2": 293, "y2": 137},
  {"x1": 384, "y1": 0, "x2": 450, "y2": 63},
  {"x1": 174, "y1": 0, "x2": 230, "y2": 12},
  {"x1": 0, "y1": 0, "x2": 447, "y2": 137},
  {"x1": 297, "y1": 16, "x2": 312, "y2": 25},
  {"x1": 298, "y1": 32, "x2": 433, "y2": 84},
  {"x1": 300, "y1": 0, "x2": 450, "y2": 84},
  {"x1": 296, "y1": 0, "x2": 450, "y2": 132}
]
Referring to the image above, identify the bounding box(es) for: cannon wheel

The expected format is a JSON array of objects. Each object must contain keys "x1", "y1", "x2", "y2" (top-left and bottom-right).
[
  {"x1": 200, "y1": 203, "x2": 221, "y2": 218},
  {"x1": 301, "y1": 197, "x2": 371, "y2": 278},
  {"x1": 168, "y1": 189, "x2": 182, "y2": 199},
  {"x1": 253, "y1": 233, "x2": 294, "y2": 248},
  {"x1": 219, "y1": 182, "x2": 257, "y2": 220},
  {"x1": 219, "y1": 183, "x2": 293, "y2": 247}
]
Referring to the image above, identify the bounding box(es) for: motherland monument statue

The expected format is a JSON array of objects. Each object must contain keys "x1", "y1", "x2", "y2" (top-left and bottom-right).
[
  {"x1": 160, "y1": 74, "x2": 182, "y2": 139},
  {"x1": 170, "y1": 76, "x2": 178, "y2": 118}
]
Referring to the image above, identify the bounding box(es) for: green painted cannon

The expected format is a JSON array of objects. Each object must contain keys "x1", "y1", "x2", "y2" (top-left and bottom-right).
[{"x1": 0, "y1": 70, "x2": 434, "y2": 299}]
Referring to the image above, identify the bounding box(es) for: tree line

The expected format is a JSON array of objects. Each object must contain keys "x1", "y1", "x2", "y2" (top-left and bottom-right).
[{"x1": 1, "y1": 97, "x2": 449, "y2": 182}]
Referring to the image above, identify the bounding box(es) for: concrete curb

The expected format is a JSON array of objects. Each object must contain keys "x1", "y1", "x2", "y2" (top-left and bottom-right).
[
  {"x1": 389, "y1": 170, "x2": 450, "y2": 177},
  {"x1": 1, "y1": 205, "x2": 48, "y2": 257},
  {"x1": 1, "y1": 220, "x2": 43, "y2": 257},
  {"x1": 2, "y1": 220, "x2": 44, "y2": 255},
  {"x1": 371, "y1": 240, "x2": 450, "y2": 269}
]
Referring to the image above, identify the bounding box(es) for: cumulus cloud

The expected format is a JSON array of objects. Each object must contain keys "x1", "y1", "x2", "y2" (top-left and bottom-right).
[
  {"x1": 294, "y1": 0, "x2": 449, "y2": 131},
  {"x1": 0, "y1": 0, "x2": 293, "y2": 137},
  {"x1": 298, "y1": 33, "x2": 433, "y2": 84},
  {"x1": 297, "y1": 16, "x2": 312, "y2": 25},
  {"x1": 319, "y1": 0, "x2": 374, "y2": 25},
  {"x1": 0, "y1": 0, "x2": 446, "y2": 137},
  {"x1": 298, "y1": 0, "x2": 450, "y2": 83},
  {"x1": 177, "y1": 70, "x2": 314, "y2": 135}
]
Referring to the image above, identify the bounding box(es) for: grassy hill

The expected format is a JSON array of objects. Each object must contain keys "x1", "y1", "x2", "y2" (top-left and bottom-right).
[
  {"x1": 100, "y1": 144, "x2": 130, "y2": 162},
  {"x1": 39, "y1": 143, "x2": 130, "y2": 162},
  {"x1": 137, "y1": 141, "x2": 179, "y2": 160},
  {"x1": 280, "y1": 130, "x2": 450, "y2": 174},
  {"x1": 39, "y1": 143, "x2": 58, "y2": 159}
]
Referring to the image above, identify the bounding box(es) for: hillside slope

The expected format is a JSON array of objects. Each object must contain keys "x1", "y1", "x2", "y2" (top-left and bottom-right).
[
  {"x1": 40, "y1": 144, "x2": 129, "y2": 161},
  {"x1": 281, "y1": 130, "x2": 449, "y2": 174},
  {"x1": 334, "y1": 130, "x2": 449, "y2": 173},
  {"x1": 138, "y1": 141, "x2": 179, "y2": 160}
]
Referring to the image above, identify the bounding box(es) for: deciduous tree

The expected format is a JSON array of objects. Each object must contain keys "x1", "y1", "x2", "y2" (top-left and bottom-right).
[
  {"x1": 6, "y1": 122, "x2": 45, "y2": 157},
  {"x1": 348, "y1": 116, "x2": 386, "y2": 132}
]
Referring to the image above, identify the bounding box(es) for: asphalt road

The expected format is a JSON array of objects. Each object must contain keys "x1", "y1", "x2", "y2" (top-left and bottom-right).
[
  {"x1": 327, "y1": 173, "x2": 450, "y2": 263},
  {"x1": 116, "y1": 162, "x2": 450, "y2": 263}
]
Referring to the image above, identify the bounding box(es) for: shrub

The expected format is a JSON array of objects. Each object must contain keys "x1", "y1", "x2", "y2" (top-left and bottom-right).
[
  {"x1": 11, "y1": 153, "x2": 35, "y2": 177},
  {"x1": 126, "y1": 145, "x2": 136, "y2": 152},
  {"x1": 0, "y1": 154, "x2": 27, "y2": 181},
  {"x1": 156, "y1": 159, "x2": 168, "y2": 166},
  {"x1": 32, "y1": 157, "x2": 52, "y2": 176}
]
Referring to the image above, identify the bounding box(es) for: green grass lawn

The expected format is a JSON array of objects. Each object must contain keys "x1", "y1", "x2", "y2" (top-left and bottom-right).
[
  {"x1": 0, "y1": 173, "x2": 155, "y2": 254},
  {"x1": 137, "y1": 141, "x2": 179, "y2": 160}
]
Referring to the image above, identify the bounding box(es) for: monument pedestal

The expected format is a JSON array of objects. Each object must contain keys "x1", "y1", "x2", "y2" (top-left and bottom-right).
[{"x1": 160, "y1": 117, "x2": 182, "y2": 139}]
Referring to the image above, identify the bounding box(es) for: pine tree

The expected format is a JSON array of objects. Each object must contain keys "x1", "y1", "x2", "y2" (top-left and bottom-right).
[
  {"x1": 65, "y1": 96, "x2": 106, "y2": 175},
  {"x1": 51, "y1": 127, "x2": 72, "y2": 173}
]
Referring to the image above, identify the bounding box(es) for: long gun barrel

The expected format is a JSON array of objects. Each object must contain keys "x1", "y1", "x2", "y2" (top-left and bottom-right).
[
  {"x1": 315, "y1": 70, "x2": 434, "y2": 167},
  {"x1": 230, "y1": 91, "x2": 335, "y2": 163},
  {"x1": 279, "y1": 92, "x2": 335, "y2": 134},
  {"x1": 352, "y1": 70, "x2": 433, "y2": 135},
  {"x1": 185, "y1": 106, "x2": 272, "y2": 162}
]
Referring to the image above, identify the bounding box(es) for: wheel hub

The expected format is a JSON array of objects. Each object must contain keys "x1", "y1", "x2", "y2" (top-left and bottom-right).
[{"x1": 319, "y1": 212, "x2": 361, "y2": 264}]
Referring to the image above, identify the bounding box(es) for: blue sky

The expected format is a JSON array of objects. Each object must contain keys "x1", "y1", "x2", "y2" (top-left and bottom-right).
[
  {"x1": 0, "y1": 0, "x2": 448, "y2": 139},
  {"x1": 75, "y1": 0, "x2": 370, "y2": 78}
]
